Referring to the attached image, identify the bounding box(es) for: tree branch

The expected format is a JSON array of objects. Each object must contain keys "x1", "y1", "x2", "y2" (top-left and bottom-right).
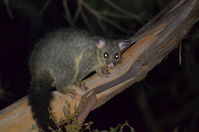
[{"x1": 0, "y1": 0, "x2": 199, "y2": 131}]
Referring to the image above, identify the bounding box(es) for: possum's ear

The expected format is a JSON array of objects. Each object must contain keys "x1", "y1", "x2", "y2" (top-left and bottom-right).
[
  {"x1": 94, "y1": 37, "x2": 106, "y2": 49},
  {"x1": 118, "y1": 40, "x2": 131, "y2": 51}
]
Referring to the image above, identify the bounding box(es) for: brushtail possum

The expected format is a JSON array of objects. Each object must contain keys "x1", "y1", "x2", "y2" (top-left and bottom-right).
[{"x1": 28, "y1": 28, "x2": 130, "y2": 131}]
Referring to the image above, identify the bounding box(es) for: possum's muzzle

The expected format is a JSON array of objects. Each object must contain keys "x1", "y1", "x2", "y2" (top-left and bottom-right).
[{"x1": 107, "y1": 62, "x2": 115, "y2": 68}]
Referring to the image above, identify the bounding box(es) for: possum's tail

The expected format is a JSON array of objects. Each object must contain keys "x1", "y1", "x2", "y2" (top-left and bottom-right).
[{"x1": 28, "y1": 72, "x2": 57, "y2": 132}]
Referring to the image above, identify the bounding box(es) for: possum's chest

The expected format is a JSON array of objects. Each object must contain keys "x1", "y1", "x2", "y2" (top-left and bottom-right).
[{"x1": 72, "y1": 50, "x2": 97, "y2": 80}]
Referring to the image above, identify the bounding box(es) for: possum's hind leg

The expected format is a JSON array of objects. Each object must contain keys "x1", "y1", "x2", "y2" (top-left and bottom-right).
[
  {"x1": 52, "y1": 63, "x2": 78, "y2": 97},
  {"x1": 56, "y1": 80, "x2": 78, "y2": 98}
]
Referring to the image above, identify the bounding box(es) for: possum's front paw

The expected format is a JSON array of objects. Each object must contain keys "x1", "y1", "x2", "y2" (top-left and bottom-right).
[
  {"x1": 96, "y1": 68, "x2": 110, "y2": 78},
  {"x1": 80, "y1": 82, "x2": 89, "y2": 91},
  {"x1": 102, "y1": 68, "x2": 110, "y2": 77}
]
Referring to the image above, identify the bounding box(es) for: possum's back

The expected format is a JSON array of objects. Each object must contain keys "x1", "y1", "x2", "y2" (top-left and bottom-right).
[{"x1": 29, "y1": 29, "x2": 95, "y2": 76}]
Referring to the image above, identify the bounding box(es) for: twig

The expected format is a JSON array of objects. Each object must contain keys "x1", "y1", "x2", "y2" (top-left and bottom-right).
[
  {"x1": 178, "y1": 42, "x2": 182, "y2": 66},
  {"x1": 101, "y1": 16, "x2": 128, "y2": 32},
  {"x1": 62, "y1": 0, "x2": 74, "y2": 27},
  {"x1": 80, "y1": 9, "x2": 94, "y2": 32},
  {"x1": 82, "y1": 1, "x2": 128, "y2": 32},
  {"x1": 100, "y1": 10, "x2": 133, "y2": 19},
  {"x1": 81, "y1": 1, "x2": 99, "y2": 16},
  {"x1": 73, "y1": 0, "x2": 83, "y2": 22},
  {"x1": 103, "y1": 0, "x2": 142, "y2": 21},
  {"x1": 97, "y1": 18, "x2": 110, "y2": 35},
  {"x1": 3, "y1": 0, "x2": 13, "y2": 19},
  {"x1": 39, "y1": 0, "x2": 53, "y2": 16}
]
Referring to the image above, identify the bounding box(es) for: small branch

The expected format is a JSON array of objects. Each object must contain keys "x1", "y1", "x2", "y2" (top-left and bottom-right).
[
  {"x1": 73, "y1": 0, "x2": 83, "y2": 22},
  {"x1": 62, "y1": 0, "x2": 74, "y2": 27},
  {"x1": 4, "y1": 0, "x2": 14, "y2": 19},
  {"x1": 101, "y1": 16, "x2": 128, "y2": 32},
  {"x1": 100, "y1": 10, "x2": 134, "y2": 19},
  {"x1": 80, "y1": 9, "x2": 95, "y2": 32},
  {"x1": 39, "y1": 0, "x2": 53, "y2": 16},
  {"x1": 103, "y1": 0, "x2": 142, "y2": 22},
  {"x1": 97, "y1": 17, "x2": 110, "y2": 35},
  {"x1": 82, "y1": 1, "x2": 128, "y2": 32}
]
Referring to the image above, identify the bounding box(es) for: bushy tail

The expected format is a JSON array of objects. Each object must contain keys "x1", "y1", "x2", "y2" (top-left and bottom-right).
[{"x1": 28, "y1": 74, "x2": 57, "y2": 132}]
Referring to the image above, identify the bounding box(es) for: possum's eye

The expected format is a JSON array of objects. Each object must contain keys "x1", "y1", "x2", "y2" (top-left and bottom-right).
[
  {"x1": 115, "y1": 53, "x2": 119, "y2": 59},
  {"x1": 104, "y1": 53, "x2": 109, "y2": 58}
]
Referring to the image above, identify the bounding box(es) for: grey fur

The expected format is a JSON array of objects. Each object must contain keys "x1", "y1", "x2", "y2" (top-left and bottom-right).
[
  {"x1": 29, "y1": 28, "x2": 122, "y2": 93},
  {"x1": 28, "y1": 28, "x2": 124, "y2": 131}
]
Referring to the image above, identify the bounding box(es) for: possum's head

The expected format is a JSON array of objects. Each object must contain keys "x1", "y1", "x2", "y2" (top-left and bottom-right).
[{"x1": 94, "y1": 37, "x2": 131, "y2": 68}]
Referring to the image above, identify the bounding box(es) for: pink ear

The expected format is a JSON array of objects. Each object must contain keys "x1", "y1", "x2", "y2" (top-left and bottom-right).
[
  {"x1": 94, "y1": 37, "x2": 106, "y2": 49},
  {"x1": 119, "y1": 40, "x2": 131, "y2": 50}
]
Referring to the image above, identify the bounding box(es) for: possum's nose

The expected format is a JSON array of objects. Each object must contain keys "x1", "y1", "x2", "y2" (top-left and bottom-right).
[{"x1": 107, "y1": 62, "x2": 115, "y2": 68}]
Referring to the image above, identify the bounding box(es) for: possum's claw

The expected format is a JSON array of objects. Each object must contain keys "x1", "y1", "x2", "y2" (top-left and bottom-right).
[
  {"x1": 69, "y1": 89, "x2": 78, "y2": 99},
  {"x1": 80, "y1": 82, "x2": 89, "y2": 91}
]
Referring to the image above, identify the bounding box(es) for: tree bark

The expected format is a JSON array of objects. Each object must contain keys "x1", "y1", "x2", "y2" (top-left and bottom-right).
[{"x1": 0, "y1": 0, "x2": 199, "y2": 131}]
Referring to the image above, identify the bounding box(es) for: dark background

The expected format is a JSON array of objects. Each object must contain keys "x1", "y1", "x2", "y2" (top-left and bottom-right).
[{"x1": 0, "y1": 0, "x2": 199, "y2": 132}]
